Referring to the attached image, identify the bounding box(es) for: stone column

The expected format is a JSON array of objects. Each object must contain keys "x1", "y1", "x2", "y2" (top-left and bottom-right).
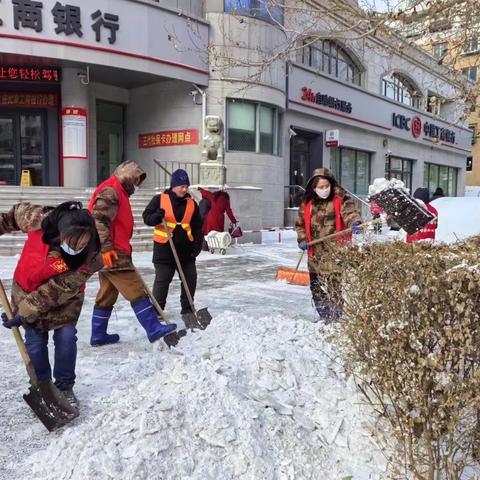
[{"x1": 61, "y1": 67, "x2": 90, "y2": 187}]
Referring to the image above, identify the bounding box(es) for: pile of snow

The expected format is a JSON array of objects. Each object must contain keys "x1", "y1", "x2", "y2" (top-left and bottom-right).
[
  {"x1": 432, "y1": 197, "x2": 480, "y2": 243},
  {"x1": 368, "y1": 177, "x2": 408, "y2": 196},
  {"x1": 27, "y1": 312, "x2": 386, "y2": 480}
]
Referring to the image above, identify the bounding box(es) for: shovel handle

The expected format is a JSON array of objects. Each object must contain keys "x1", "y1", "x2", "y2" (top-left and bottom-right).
[
  {"x1": 135, "y1": 269, "x2": 172, "y2": 325},
  {"x1": 161, "y1": 218, "x2": 197, "y2": 315},
  {"x1": 306, "y1": 219, "x2": 380, "y2": 247},
  {"x1": 0, "y1": 279, "x2": 38, "y2": 385}
]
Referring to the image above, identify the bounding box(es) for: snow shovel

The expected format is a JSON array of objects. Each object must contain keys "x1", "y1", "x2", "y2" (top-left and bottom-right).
[
  {"x1": 275, "y1": 219, "x2": 379, "y2": 286},
  {"x1": 135, "y1": 269, "x2": 187, "y2": 348},
  {"x1": 161, "y1": 218, "x2": 212, "y2": 330},
  {"x1": 369, "y1": 188, "x2": 435, "y2": 235},
  {"x1": 0, "y1": 279, "x2": 79, "y2": 432}
]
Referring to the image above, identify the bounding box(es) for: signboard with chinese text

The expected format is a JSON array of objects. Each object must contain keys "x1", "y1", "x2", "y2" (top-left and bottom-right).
[
  {"x1": 139, "y1": 129, "x2": 199, "y2": 149},
  {"x1": 288, "y1": 64, "x2": 472, "y2": 154},
  {"x1": 0, "y1": 0, "x2": 208, "y2": 85},
  {"x1": 62, "y1": 107, "x2": 87, "y2": 159},
  {"x1": 0, "y1": 66, "x2": 60, "y2": 82},
  {"x1": 0, "y1": 92, "x2": 58, "y2": 108},
  {"x1": 325, "y1": 129, "x2": 339, "y2": 147}
]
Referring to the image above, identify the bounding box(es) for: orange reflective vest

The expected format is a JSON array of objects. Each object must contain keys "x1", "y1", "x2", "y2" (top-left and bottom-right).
[{"x1": 153, "y1": 194, "x2": 195, "y2": 244}]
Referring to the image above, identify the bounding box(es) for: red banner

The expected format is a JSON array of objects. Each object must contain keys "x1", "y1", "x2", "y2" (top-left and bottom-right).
[
  {"x1": 139, "y1": 129, "x2": 199, "y2": 149},
  {"x1": 0, "y1": 66, "x2": 60, "y2": 82},
  {"x1": 0, "y1": 93, "x2": 58, "y2": 108}
]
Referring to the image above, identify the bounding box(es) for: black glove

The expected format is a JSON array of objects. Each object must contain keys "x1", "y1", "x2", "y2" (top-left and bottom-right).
[
  {"x1": 1, "y1": 312, "x2": 24, "y2": 329},
  {"x1": 151, "y1": 208, "x2": 165, "y2": 225}
]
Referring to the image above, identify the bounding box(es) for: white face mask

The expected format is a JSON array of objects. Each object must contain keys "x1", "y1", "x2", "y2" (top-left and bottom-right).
[
  {"x1": 60, "y1": 242, "x2": 85, "y2": 256},
  {"x1": 315, "y1": 187, "x2": 331, "y2": 199},
  {"x1": 134, "y1": 186, "x2": 140, "y2": 194}
]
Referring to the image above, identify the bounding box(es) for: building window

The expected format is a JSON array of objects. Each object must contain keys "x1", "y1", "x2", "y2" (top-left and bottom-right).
[
  {"x1": 466, "y1": 156, "x2": 473, "y2": 172},
  {"x1": 426, "y1": 92, "x2": 442, "y2": 116},
  {"x1": 227, "y1": 99, "x2": 279, "y2": 154},
  {"x1": 382, "y1": 73, "x2": 421, "y2": 109},
  {"x1": 385, "y1": 156, "x2": 413, "y2": 190},
  {"x1": 470, "y1": 124, "x2": 477, "y2": 144},
  {"x1": 432, "y1": 42, "x2": 448, "y2": 59},
  {"x1": 462, "y1": 66, "x2": 477, "y2": 82},
  {"x1": 298, "y1": 39, "x2": 362, "y2": 86},
  {"x1": 465, "y1": 37, "x2": 478, "y2": 53},
  {"x1": 330, "y1": 147, "x2": 371, "y2": 195},
  {"x1": 224, "y1": 0, "x2": 283, "y2": 25},
  {"x1": 423, "y1": 163, "x2": 458, "y2": 196}
]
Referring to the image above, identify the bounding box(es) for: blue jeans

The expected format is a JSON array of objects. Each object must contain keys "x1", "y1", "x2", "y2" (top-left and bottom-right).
[{"x1": 24, "y1": 325, "x2": 77, "y2": 390}]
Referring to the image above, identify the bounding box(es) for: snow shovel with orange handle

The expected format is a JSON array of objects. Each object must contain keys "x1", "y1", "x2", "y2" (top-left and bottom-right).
[
  {"x1": 275, "y1": 219, "x2": 378, "y2": 286},
  {"x1": 0, "y1": 279, "x2": 79, "y2": 432}
]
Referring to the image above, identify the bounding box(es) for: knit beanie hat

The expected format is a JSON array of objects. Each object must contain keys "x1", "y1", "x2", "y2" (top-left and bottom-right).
[{"x1": 170, "y1": 169, "x2": 190, "y2": 188}]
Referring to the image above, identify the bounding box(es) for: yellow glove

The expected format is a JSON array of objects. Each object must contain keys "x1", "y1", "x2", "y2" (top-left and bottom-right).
[{"x1": 102, "y1": 249, "x2": 118, "y2": 268}]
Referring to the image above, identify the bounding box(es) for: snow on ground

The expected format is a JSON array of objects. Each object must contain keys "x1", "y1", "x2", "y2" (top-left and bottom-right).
[
  {"x1": 0, "y1": 240, "x2": 387, "y2": 480},
  {"x1": 432, "y1": 197, "x2": 480, "y2": 243}
]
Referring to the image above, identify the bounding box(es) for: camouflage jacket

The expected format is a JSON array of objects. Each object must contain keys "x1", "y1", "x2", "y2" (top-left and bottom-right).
[
  {"x1": 0, "y1": 202, "x2": 103, "y2": 331},
  {"x1": 296, "y1": 187, "x2": 361, "y2": 275},
  {"x1": 89, "y1": 161, "x2": 146, "y2": 270}
]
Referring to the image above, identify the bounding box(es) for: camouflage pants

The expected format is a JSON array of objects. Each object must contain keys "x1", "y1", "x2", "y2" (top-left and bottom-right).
[
  {"x1": 95, "y1": 269, "x2": 146, "y2": 308},
  {"x1": 309, "y1": 272, "x2": 341, "y2": 308}
]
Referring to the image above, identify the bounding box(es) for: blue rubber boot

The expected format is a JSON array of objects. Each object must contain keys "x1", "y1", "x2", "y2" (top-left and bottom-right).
[
  {"x1": 131, "y1": 297, "x2": 177, "y2": 343},
  {"x1": 90, "y1": 306, "x2": 120, "y2": 346},
  {"x1": 315, "y1": 303, "x2": 342, "y2": 324}
]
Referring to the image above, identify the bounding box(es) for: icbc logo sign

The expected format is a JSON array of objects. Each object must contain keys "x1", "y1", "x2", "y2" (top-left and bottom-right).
[
  {"x1": 411, "y1": 116, "x2": 422, "y2": 138},
  {"x1": 392, "y1": 113, "x2": 422, "y2": 139}
]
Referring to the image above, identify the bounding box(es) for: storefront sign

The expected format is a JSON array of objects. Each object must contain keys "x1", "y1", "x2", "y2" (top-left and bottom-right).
[
  {"x1": 325, "y1": 129, "x2": 339, "y2": 147},
  {"x1": 139, "y1": 129, "x2": 199, "y2": 149},
  {"x1": 0, "y1": 92, "x2": 58, "y2": 107},
  {"x1": 392, "y1": 112, "x2": 455, "y2": 143},
  {"x1": 3, "y1": 1, "x2": 120, "y2": 44},
  {"x1": 62, "y1": 107, "x2": 87, "y2": 159},
  {"x1": 0, "y1": 66, "x2": 60, "y2": 82},
  {"x1": 288, "y1": 66, "x2": 471, "y2": 152},
  {"x1": 301, "y1": 87, "x2": 352, "y2": 114}
]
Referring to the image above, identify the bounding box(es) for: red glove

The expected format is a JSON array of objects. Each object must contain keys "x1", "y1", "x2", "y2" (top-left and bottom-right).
[{"x1": 102, "y1": 250, "x2": 118, "y2": 268}]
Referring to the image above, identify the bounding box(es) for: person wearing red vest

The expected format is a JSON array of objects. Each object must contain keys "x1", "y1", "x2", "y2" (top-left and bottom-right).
[
  {"x1": 295, "y1": 168, "x2": 362, "y2": 321},
  {"x1": 88, "y1": 160, "x2": 177, "y2": 346},
  {"x1": 1, "y1": 201, "x2": 102, "y2": 407},
  {"x1": 406, "y1": 187, "x2": 438, "y2": 244},
  {"x1": 143, "y1": 169, "x2": 203, "y2": 315}
]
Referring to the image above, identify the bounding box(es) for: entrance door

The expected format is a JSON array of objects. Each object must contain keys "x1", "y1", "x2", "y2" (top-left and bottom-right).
[
  {"x1": 289, "y1": 128, "x2": 323, "y2": 206},
  {"x1": 0, "y1": 111, "x2": 46, "y2": 185},
  {"x1": 97, "y1": 101, "x2": 125, "y2": 183}
]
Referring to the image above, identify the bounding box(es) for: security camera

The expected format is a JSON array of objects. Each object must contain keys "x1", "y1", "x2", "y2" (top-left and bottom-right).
[
  {"x1": 288, "y1": 127, "x2": 297, "y2": 138},
  {"x1": 385, "y1": 149, "x2": 392, "y2": 156}
]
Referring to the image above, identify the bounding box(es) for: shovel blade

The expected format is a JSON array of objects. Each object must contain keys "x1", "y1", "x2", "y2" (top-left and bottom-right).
[
  {"x1": 163, "y1": 328, "x2": 187, "y2": 348},
  {"x1": 23, "y1": 381, "x2": 79, "y2": 432},
  {"x1": 196, "y1": 308, "x2": 212, "y2": 330}
]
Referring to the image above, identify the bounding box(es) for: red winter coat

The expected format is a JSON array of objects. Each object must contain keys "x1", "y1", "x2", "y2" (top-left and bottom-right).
[
  {"x1": 200, "y1": 188, "x2": 237, "y2": 235},
  {"x1": 406, "y1": 203, "x2": 438, "y2": 243}
]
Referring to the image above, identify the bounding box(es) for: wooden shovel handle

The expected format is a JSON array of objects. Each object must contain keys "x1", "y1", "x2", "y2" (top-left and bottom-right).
[
  {"x1": 307, "y1": 219, "x2": 379, "y2": 247},
  {"x1": 135, "y1": 269, "x2": 172, "y2": 325},
  {"x1": 0, "y1": 279, "x2": 38, "y2": 384}
]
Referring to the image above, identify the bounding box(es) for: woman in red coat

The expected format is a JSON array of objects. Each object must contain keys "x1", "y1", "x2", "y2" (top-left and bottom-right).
[
  {"x1": 199, "y1": 188, "x2": 238, "y2": 235},
  {"x1": 406, "y1": 187, "x2": 438, "y2": 243}
]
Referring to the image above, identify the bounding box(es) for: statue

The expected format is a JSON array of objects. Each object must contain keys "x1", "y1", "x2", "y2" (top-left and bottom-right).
[{"x1": 201, "y1": 116, "x2": 224, "y2": 163}]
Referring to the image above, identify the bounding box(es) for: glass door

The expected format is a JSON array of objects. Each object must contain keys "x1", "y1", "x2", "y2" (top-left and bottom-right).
[
  {"x1": 0, "y1": 115, "x2": 15, "y2": 184},
  {"x1": 0, "y1": 111, "x2": 46, "y2": 185}
]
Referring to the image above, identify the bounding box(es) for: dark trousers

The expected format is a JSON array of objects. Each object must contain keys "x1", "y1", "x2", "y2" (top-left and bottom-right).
[
  {"x1": 24, "y1": 325, "x2": 77, "y2": 389},
  {"x1": 153, "y1": 261, "x2": 197, "y2": 313},
  {"x1": 309, "y1": 272, "x2": 341, "y2": 308}
]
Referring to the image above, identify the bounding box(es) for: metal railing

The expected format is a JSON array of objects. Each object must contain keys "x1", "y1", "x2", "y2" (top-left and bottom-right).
[{"x1": 152, "y1": 159, "x2": 201, "y2": 189}]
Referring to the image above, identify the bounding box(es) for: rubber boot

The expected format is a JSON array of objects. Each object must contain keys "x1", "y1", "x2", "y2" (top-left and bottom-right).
[
  {"x1": 131, "y1": 297, "x2": 177, "y2": 343},
  {"x1": 315, "y1": 303, "x2": 342, "y2": 324},
  {"x1": 90, "y1": 306, "x2": 120, "y2": 346}
]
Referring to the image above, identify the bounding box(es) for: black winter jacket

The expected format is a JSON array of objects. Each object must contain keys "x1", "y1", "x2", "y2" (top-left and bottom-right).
[{"x1": 143, "y1": 189, "x2": 203, "y2": 265}]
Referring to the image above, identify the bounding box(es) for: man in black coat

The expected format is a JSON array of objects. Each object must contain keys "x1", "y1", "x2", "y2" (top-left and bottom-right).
[{"x1": 143, "y1": 169, "x2": 203, "y2": 314}]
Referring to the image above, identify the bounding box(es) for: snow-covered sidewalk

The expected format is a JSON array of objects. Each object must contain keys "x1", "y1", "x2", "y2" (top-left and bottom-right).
[{"x1": 0, "y1": 241, "x2": 386, "y2": 480}]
